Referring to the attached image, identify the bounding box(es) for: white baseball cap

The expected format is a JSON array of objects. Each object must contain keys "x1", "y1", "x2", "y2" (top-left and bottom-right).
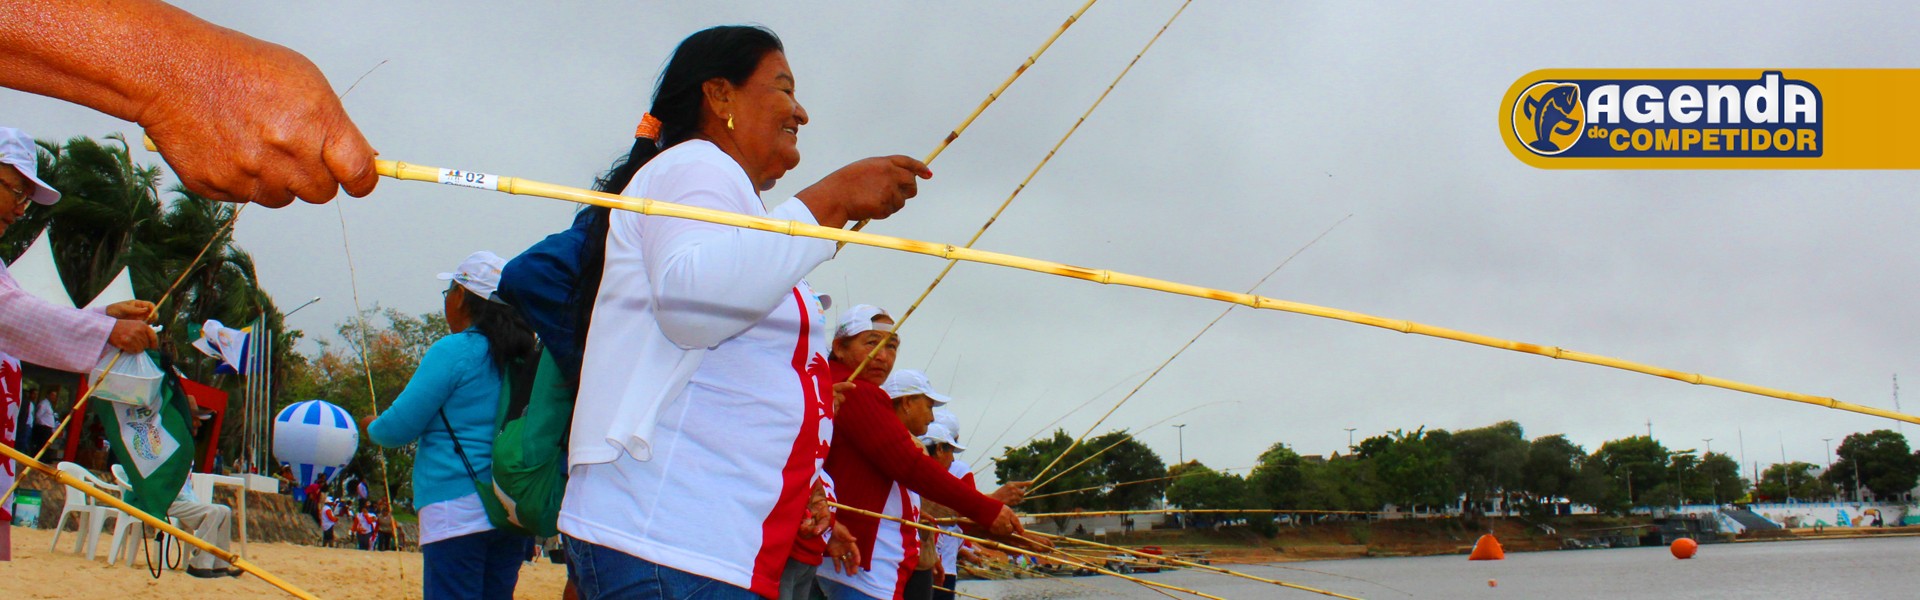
[
  {"x1": 920, "y1": 423, "x2": 967, "y2": 453},
  {"x1": 835, "y1": 304, "x2": 892, "y2": 339},
  {"x1": 0, "y1": 127, "x2": 61, "y2": 205},
  {"x1": 437, "y1": 251, "x2": 507, "y2": 303},
  {"x1": 932, "y1": 408, "x2": 961, "y2": 443},
  {"x1": 882, "y1": 369, "x2": 950, "y2": 406}
]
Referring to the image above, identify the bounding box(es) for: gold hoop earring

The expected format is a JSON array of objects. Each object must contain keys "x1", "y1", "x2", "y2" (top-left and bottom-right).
[{"x1": 726, "y1": 114, "x2": 735, "y2": 131}]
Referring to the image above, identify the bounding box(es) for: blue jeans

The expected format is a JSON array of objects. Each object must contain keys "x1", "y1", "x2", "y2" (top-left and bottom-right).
[
  {"x1": 422, "y1": 529, "x2": 532, "y2": 600},
  {"x1": 564, "y1": 535, "x2": 761, "y2": 600}
]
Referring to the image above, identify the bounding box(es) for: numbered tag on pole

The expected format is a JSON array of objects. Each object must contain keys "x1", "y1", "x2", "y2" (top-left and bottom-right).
[{"x1": 437, "y1": 169, "x2": 499, "y2": 191}]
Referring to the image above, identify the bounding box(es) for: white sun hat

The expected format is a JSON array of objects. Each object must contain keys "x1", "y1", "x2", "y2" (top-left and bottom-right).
[
  {"x1": 0, "y1": 127, "x2": 61, "y2": 204},
  {"x1": 437, "y1": 251, "x2": 507, "y2": 303},
  {"x1": 881, "y1": 369, "x2": 950, "y2": 407},
  {"x1": 835, "y1": 304, "x2": 893, "y2": 339},
  {"x1": 920, "y1": 423, "x2": 967, "y2": 453}
]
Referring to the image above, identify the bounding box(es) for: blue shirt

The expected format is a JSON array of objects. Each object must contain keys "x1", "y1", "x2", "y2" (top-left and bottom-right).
[{"x1": 367, "y1": 331, "x2": 500, "y2": 508}]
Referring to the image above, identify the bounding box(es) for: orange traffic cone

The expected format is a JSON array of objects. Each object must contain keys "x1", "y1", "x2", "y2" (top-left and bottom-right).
[{"x1": 1468, "y1": 534, "x2": 1505, "y2": 560}]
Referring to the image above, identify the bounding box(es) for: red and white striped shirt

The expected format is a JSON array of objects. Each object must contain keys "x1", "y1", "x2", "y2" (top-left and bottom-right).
[{"x1": 819, "y1": 484, "x2": 920, "y2": 600}]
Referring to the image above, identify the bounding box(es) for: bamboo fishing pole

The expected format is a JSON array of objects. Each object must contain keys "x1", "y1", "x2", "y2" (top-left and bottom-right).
[
  {"x1": 1027, "y1": 400, "x2": 1239, "y2": 493},
  {"x1": 848, "y1": 0, "x2": 1193, "y2": 381},
  {"x1": 376, "y1": 160, "x2": 1920, "y2": 426},
  {"x1": 933, "y1": 586, "x2": 989, "y2": 600},
  {"x1": 1030, "y1": 216, "x2": 1349, "y2": 485},
  {"x1": 1043, "y1": 529, "x2": 1412, "y2": 597},
  {"x1": 828, "y1": 501, "x2": 1231, "y2": 600},
  {"x1": 0, "y1": 205, "x2": 245, "y2": 506},
  {"x1": 842, "y1": 0, "x2": 1101, "y2": 244},
  {"x1": 973, "y1": 367, "x2": 1154, "y2": 478},
  {"x1": 0, "y1": 441, "x2": 318, "y2": 598},
  {"x1": 1024, "y1": 472, "x2": 1188, "y2": 502},
  {"x1": 1033, "y1": 531, "x2": 1366, "y2": 600}
]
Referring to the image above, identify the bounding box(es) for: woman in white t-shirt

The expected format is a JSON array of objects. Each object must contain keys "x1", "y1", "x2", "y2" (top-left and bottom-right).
[{"x1": 557, "y1": 25, "x2": 932, "y2": 600}]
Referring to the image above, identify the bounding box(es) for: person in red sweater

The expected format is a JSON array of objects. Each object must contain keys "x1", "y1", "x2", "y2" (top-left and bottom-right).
[{"x1": 785, "y1": 306, "x2": 1032, "y2": 600}]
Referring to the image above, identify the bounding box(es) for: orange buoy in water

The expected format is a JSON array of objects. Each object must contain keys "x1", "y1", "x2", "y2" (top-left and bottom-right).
[
  {"x1": 1670, "y1": 537, "x2": 1698, "y2": 559},
  {"x1": 1488, "y1": 579, "x2": 1499, "y2": 587},
  {"x1": 1469, "y1": 534, "x2": 1505, "y2": 560}
]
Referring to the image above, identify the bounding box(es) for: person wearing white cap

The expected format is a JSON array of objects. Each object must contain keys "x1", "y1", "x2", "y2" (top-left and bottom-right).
[
  {"x1": 817, "y1": 369, "x2": 1030, "y2": 600},
  {"x1": 0, "y1": 1, "x2": 378, "y2": 206},
  {"x1": 0, "y1": 126, "x2": 158, "y2": 375},
  {"x1": 365, "y1": 251, "x2": 537, "y2": 600},
  {"x1": 906, "y1": 423, "x2": 968, "y2": 600},
  {"x1": 833, "y1": 304, "x2": 899, "y2": 387},
  {"x1": 919, "y1": 412, "x2": 1025, "y2": 600}
]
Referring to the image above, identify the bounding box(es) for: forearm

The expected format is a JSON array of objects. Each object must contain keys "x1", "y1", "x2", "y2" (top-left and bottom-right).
[
  {"x1": 841, "y1": 396, "x2": 1002, "y2": 524},
  {"x1": 0, "y1": 0, "x2": 246, "y2": 123}
]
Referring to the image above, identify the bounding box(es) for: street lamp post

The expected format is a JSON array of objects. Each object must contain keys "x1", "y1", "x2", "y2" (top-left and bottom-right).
[
  {"x1": 285, "y1": 296, "x2": 322, "y2": 317},
  {"x1": 1823, "y1": 438, "x2": 1835, "y2": 501},
  {"x1": 1174, "y1": 424, "x2": 1186, "y2": 465}
]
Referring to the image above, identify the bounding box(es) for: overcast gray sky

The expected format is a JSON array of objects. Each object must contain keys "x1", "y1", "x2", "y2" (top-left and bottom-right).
[{"x1": 9, "y1": 1, "x2": 1920, "y2": 487}]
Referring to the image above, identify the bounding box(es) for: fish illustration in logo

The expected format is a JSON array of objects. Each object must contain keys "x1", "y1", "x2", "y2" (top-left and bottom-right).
[{"x1": 1513, "y1": 82, "x2": 1585, "y2": 155}]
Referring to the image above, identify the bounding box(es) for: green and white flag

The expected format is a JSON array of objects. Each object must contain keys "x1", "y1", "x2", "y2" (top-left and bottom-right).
[{"x1": 89, "y1": 351, "x2": 196, "y2": 519}]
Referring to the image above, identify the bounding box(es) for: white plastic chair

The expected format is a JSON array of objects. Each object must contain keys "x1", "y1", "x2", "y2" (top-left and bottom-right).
[
  {"x1": 49, "y1": 462, "x2": 126, "y2": 560},
  {"x1": 105, "y1": 464, "x2": 186, "y2": 569}
]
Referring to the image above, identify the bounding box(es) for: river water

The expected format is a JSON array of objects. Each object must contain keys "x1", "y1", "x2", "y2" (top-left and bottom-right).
[{"x1": 961, "y1": 536, "x2": 1920, "y2": 599}]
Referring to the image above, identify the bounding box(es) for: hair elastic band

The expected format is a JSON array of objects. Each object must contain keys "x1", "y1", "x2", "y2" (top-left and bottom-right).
[{"x1": 634, "y1": 113, "x2": 663, "y2": 140}]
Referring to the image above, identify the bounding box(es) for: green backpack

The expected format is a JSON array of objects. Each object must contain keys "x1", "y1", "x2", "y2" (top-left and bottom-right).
[{"x1": 442, "y1": 348, "x2": 573, "y2": 537}]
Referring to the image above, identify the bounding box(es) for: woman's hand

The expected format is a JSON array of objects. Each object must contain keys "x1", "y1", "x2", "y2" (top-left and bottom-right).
[
  {"x1": 107, "y1": 320, "x2": 158, "y2": 353},
  {"x1": 991, "y1": 481, "x2": 1031, "y2": 506},
  {"x1": 832, "y1": 381, "x2": 854, "y2": 413},
  {"x1": 796, "y1": 156, "x2": 932, "y2": 228},
  {"x1": 140, "y1": 34, "x2": 378, "y2": 207},
  {"x1": 986, "y1": 505, "x2": 1024, "y2": 537},
  {"x1": 826, "y1": 520, "x2": 863, "y2": 576},
  {"x1": 104, "y1": 300, "x2": 155, "y2": 321},
  {"x1": 798, "y1": 481, "x2": 832, "y2": 537}
]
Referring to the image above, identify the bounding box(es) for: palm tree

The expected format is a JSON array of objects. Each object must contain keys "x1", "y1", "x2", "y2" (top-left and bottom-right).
[{"x1": 39, "y1": 133, "x2": 164, "y2": 304}]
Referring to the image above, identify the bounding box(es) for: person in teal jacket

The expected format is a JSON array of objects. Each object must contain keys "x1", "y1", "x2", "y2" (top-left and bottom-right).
[{"x1": 366, "y1": 251, "x2": 537, "y2": 600}]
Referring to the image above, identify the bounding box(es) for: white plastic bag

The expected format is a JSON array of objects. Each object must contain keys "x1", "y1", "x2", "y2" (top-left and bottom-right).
[{"x1": 89, "y1": 351, "x2": 164, "y2": 409}]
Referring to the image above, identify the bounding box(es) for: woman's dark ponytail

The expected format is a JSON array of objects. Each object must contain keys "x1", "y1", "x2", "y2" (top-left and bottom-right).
[{"x1": 572, "y1": 25, "x2": 786, "y2": 355}]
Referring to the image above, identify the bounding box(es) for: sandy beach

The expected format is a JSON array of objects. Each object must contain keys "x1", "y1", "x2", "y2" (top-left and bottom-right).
[{"x1": 2, "y1": 526, "x2": 569, "y2": 599}]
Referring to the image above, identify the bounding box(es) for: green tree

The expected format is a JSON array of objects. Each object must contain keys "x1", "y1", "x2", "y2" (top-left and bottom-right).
[
  {"x1": 1757, "y1": 462, "x2": 1830, "y2": 502},
  {"x1": 1295, "y1": 456, "x2": 1380, "y2": 512},
  {"x1": 40, "y1": 134, "x2": 166, "y2": 303},
  {"x1": 1589, "y1": 435, "x2": 1669, "y2": 510},
  {"x1": 1246, "y1": 442, "x2": 1308, "y2": 508},
  {"x1": 1694, "y1": 452, "x2": 1746, "y2": 505},
  {"x1": 1450, "y1": 421, "x2": 1528, "y2": 516},
  {"x1": 1826, "y1": 430, "x2": 1920, "y2": 501},
  {"x1": 1370, "y1": 428, "x2": 1457, "y2": 510},
  {"x1": 1521, "y1": 434, "x2": 1584, "y2": 507},
  {"x1": 1164, "y1": 462, "x2": 1250, "y2": 526}
]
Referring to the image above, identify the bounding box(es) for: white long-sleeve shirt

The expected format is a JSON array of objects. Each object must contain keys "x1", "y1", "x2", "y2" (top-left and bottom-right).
[{"x1": 560, "y1": 140, "x2": 836, "y2": 598}]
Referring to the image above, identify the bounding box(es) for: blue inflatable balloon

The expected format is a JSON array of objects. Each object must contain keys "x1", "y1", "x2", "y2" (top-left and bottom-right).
[{"x1": 273, "y1": 399, "x2": 359, "y2": 495}]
